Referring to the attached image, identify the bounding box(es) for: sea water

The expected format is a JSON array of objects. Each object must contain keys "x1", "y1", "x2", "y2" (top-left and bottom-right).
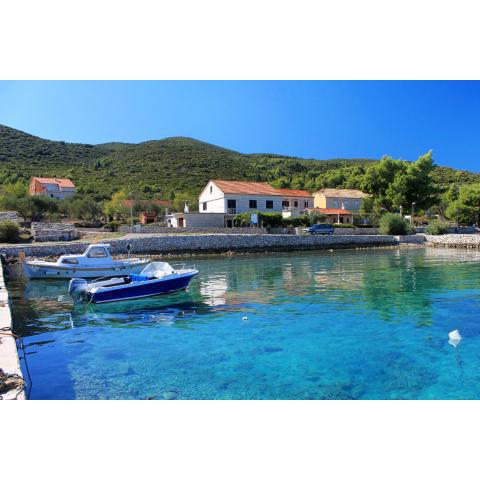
[{"x1": 9, "y1": 247, "x2": 480, "y2": 399}]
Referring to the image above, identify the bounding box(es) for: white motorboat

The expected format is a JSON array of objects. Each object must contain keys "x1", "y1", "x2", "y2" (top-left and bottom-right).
[{"x1": 23, "y1": 243, "x2": 150, "y2": 279}]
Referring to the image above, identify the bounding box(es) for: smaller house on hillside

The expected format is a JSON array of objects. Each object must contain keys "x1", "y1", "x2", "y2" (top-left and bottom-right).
[{"x1": 29, "y1": 177, "x2": 76, "y2": 200}]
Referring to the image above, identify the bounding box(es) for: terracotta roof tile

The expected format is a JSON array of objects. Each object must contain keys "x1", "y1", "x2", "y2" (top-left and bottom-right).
[
  {"x1": 212, "y1": 180, "x2": 311, "y2": 198},
  {"x1": 33, "y1": 177, "x2": 75, "y2": 188},
  {"x1": 316, "y1": 188, "x2": 368, "y2": 199}
]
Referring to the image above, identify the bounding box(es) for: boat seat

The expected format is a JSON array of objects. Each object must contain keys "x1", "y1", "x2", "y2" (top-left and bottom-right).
[{"x1": 130, "y1": 274, "x2": 150, "y2": 282}]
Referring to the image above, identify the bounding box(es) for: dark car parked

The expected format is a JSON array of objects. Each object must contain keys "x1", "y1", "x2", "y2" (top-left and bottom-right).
[{"x1": 302, "y1": 224, "x2": 335, "y2": 235}]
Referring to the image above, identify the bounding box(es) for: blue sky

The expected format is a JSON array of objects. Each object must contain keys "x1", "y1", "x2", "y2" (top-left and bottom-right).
[{"x1": 0, "y1": 81, "x2": 479, "y2": 171}]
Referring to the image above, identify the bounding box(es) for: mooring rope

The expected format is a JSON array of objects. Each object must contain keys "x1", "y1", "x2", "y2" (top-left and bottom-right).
[{"x1": 0, "y1": 326, "x2": 32, "y2": 399}]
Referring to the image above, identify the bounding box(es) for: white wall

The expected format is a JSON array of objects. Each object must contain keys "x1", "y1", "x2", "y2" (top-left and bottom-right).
[
  {"x1": 185, "y1": 213, "x2": 225, "y2": 227},
  {"x1": 198, "y1": 181, "x2": 226, "y2": 213},
  {"x1": 198, "y1": 181, "x2": 313, "y2": 214}
]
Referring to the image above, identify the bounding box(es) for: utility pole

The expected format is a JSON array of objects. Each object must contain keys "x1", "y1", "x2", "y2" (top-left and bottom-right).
[{"x1": 130, "y1": 191, "x2": 134, "y2": 233}]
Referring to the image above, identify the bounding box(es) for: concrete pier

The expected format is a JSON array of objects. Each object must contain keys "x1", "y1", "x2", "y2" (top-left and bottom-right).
[{"x1": 0, "y1": 262, "x2": 24, "y2": 400}]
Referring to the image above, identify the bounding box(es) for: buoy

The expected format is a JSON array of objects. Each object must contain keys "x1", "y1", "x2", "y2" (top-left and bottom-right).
[
  {"x1": 242, "y1": 316, "x2": 248, "y2": 322},
  {"x1": 448, "y1": 329, "x2": 462, "y2": 347}
]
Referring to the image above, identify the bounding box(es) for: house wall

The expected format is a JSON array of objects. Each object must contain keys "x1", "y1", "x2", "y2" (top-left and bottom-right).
[
  {"x1": 185, "y1": 213, "x2": 226, "y2": 227},
  {"x1": 223, "y1": 194, "x2": 285, "y2": 214},
  {"x1": 314, "y1": 193, "x2": 362, "y2": 211},
  {"x1": 49, "y1": 190, "x2": 76, "y2": 200},
  {"x1": 166, "y1": 213, "x2": 227, "y2": 228},
  {"x1": 198, "y1": 181, "x2": 226, "y2": 212}
]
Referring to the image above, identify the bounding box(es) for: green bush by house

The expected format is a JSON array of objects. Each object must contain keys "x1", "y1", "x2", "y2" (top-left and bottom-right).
[
  {"x1": 379, "y1": 213, "x2": 413, "y2": 235},
  {"x1": 425, "y1": 220, "x2": 449, "y2": 235}
]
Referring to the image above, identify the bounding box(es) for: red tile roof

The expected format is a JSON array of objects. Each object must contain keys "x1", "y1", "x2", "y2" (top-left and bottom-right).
[
  {"x1": 211, "y1": 180, "x2": 311, "y2": 198},
  {"x1": 316, "y1": 188, "x2": 368, "y2": 199},
  {"x1": 33, "y1": 177, "x2": 75, "y2": 188},
  {"x1": 307, "y1": 207, "x2": 352, "y2": 215}
]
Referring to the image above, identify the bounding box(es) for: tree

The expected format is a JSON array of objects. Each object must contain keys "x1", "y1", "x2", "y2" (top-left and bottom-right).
[
  {"x1": 103, "y1": 190, "x2": 129, "y2": 220},
  {"x1": 361, "y1": 151, "x2": 438, "y2": 213},
  {"x1": 445, "y1": 183, "x2": 480, "y2": 225},
  {"x1": 0, "y1": 181, "x2": 27, "y2": 197},
  {"x1": 66, "y1": 196, "x2": 102, "y2": 221},
  {"x1": 361, "y1": 156, "x2": 404, "y2": 199}
]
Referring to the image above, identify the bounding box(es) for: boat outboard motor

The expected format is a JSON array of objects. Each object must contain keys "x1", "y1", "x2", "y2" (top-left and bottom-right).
[{"x1": 68, "y1": 278, "x2": 89, "y2": 303}]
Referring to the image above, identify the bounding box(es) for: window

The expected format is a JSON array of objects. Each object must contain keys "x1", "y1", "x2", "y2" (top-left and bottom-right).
[
  {"x1": 87, "y1": 247, "x2": 108, "y2": 258},
  {"x1": 227, "y1": 199, "x2": 237, "y2": 208},
  {"x1": 282, "y1": 200, "x2": 289, "y2": 208},
  {"x1": 210, "y1": 186, "x2": 213, "y2": 194},
  {"x1": 62, "y1": 258, "x2": 79, "y2": 265},
  {"x1": 333, "y1": 200, "x2": 339, "y2": 208},
  {"x1": 294, "y1": 201, "x2": 298, "y2": 208},
  {"x1": 304, "y1": 201, "x2": 309, "y2": 208},
  {"x1": 266, "y1": 200, "x2": 274, "y2": 209},
  {"x1": 249, "y1": 199, "x2": 257, "y2": 209},
  {"x1": 202, "y1": 202, "x2": 207, "y2": 211}
]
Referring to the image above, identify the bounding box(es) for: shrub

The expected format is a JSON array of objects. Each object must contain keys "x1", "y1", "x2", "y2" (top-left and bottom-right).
[
  {"x1": 333, "y1": 223, "x2": 356, "y2": 228},
  {"x1": 103, "y1": 220, "x2": 122, "y2": 232},
  {"x1": 0, "y1": 220, "x2": 20, "y2": 243},
  {"x1": 379, "y1": 213, "x2": 413, "y2": 235},
  {"x1": 425, "y1": 220, "x2": 449, "y2": 235}
]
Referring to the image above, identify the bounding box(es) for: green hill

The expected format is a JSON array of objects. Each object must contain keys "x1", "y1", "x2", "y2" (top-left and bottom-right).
[{"x1": 0, "y1": 124, "x2": 479, "y2": 204}]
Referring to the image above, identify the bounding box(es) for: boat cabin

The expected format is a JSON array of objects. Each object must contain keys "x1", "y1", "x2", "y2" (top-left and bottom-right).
[{"x1": 59, "y1": 244, "x2": 113, "y2": 265}]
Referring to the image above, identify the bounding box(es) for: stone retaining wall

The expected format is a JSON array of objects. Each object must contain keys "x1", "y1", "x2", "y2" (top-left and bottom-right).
[
  {"x1": 31, "y1": 222, "x2": 79, "y2": 242},
  {"x1": 334, "y1": 227, "x2": 379, "y2": 235},
  {"x1": 0, "y1": 211, "x2": 22, "y2": 225},
  {"x1": 0, "y1": 263, "x2": 24, "y2": 399},
  {"x1": 0, "y1": 233, "x2": 400, "y2": 258},
  {"x1": 119, "y1": 225, "x2": 269, "y2": 234}
]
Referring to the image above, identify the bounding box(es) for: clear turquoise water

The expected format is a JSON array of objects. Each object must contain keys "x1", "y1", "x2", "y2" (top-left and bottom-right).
[{"x1": 9, "y1": 247, "x2": 480, "y2": 399}]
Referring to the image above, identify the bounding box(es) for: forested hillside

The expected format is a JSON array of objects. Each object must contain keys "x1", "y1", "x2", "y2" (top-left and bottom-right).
[{"x1": 1, "y1": 124, "x2": 479, "y2": 211}]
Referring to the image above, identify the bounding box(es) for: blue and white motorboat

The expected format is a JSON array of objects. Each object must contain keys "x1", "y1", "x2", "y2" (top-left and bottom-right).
[
  {"x1": 68, "y1": 262, "x2": 198, "y2": 304},
  {"x1": 23, "y1": 243, "x2": 149, "y2": 279}
]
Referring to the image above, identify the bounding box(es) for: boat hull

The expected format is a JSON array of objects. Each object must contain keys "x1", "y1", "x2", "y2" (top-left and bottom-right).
[
  {"x1": 89, "y1": 271, "x2": 198, "y2": 304},
  {"x1": 23, "y1": 261, "x2": 149, "y2": 279}
]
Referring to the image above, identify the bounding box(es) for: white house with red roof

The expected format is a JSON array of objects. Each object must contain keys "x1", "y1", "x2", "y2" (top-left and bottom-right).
[
  {"x1": 28, "y1": 177, "x2": 76, "y2": 200},
  {"x1": 198, "y1": 180, "x2": 313, "y2": 215}
]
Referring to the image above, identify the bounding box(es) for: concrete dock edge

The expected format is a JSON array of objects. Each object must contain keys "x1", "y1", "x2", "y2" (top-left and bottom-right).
[{"x1": 0, "y1": 262, "x2": 25, "y2": 400}]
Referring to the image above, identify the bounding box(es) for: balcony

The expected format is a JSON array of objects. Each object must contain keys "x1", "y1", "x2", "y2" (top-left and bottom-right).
[{"x1": 227, "y1": 208, "x2": 237, "y2": 215}]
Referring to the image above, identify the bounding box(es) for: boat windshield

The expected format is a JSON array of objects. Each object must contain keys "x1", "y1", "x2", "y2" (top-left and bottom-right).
[
  {"x1": 140, "y1": 262, "x2": 174, "y2": 277},
  {"x1": 87, "y1": 247, "x2": 109, "y2": 258}
]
